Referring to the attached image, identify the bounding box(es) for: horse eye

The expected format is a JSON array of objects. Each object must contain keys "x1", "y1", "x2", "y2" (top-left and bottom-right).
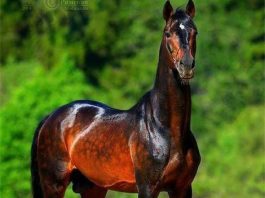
[{"x1": 165, "y1": 31, "x2": 171, "y2": 38}]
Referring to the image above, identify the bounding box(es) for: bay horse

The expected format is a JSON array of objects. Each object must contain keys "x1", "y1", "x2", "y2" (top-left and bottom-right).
[{"x1": 31, "y1": 0, "x2": 200, "y2": 197}]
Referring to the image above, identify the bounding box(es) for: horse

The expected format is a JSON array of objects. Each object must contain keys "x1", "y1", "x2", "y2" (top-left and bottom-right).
[{"x1": 31, "y1": 0, "x2": 200, "y2": 197}]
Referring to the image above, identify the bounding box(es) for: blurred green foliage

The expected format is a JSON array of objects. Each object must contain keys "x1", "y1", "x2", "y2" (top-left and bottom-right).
[{"x1": 0, "y1": 0, "x2": 264, "y2": 197}]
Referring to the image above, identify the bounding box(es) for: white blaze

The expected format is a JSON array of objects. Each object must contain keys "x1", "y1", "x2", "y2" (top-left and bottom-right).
[{"x1": 180, "y1": 23, "x2": 185, "y2": 30}]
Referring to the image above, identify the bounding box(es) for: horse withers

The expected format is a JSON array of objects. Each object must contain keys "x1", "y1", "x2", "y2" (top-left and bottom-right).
[{"x1": 31, "y1": 1, "x2": 200, "y2": 197}]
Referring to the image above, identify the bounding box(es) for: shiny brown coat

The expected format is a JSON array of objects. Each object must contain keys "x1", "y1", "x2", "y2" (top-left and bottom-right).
[{"x1": 31, "y1": 1, "x2": 200, "y2": 198}]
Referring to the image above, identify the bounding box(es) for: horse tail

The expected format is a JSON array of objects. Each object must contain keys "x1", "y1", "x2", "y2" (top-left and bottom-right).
[{"x1": 31, "y1": 116, "x2": 49, "y2": 198}]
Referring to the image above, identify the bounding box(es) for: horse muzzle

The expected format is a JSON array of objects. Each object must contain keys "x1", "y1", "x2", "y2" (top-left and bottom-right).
[{"x1": 175, "y1": 62, "x2": 195, "y2": 80}]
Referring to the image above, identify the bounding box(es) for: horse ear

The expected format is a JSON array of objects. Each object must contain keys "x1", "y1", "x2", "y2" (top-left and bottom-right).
[
  {"x1": 163, "y1": 0, "x2": 173, "y2": 22},
  {"x1": 186, "y1": 0, "x2": 195, "y2": 18}
]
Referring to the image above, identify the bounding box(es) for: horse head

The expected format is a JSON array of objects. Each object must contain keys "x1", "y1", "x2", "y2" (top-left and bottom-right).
[{"x1": 163, "y1": 0, "x2": 198, "y2": 83}]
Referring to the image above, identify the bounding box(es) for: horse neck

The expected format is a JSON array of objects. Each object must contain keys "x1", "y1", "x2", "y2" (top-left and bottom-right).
[{"x1": 151, "y1": 39, "x2": 191, "y2": 136}]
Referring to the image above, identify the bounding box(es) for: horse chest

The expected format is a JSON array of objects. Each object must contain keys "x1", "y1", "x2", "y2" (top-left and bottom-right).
[
  {"x1": 148, "y1": 130, "x2": 170, "y2": 162},
  {"x1": 160, "y1": 139, "x2": 200, "y2": 188}
]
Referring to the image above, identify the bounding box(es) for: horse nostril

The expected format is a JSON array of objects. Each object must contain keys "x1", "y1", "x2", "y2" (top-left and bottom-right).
[
  {"x1": 192, "y1": 61, "x2": 195, "y2": 68},
  {"x1": 180, "y1": 61, "x2": 184, "y2": 65}
]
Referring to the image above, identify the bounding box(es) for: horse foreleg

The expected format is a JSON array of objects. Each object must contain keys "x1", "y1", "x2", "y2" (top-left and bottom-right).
[
  {"x1": 168, "y1": 186, "x2": 192, "y2": 198},
  {"x1": 137, "y1": 183, "x2": 159, "y2": 198}
]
